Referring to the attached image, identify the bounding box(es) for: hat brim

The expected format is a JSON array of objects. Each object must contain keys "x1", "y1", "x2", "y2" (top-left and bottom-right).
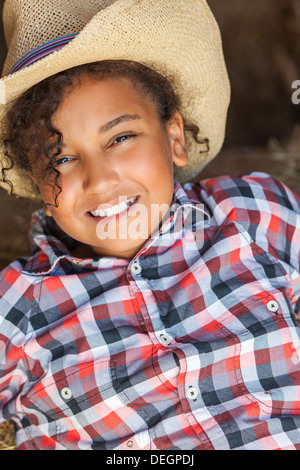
[{"x1": 0, "y1": 0, "x2": 230, "y2": 199}]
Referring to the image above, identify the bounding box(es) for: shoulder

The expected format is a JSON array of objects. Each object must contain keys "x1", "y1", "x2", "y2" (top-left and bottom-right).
[
  {"x1": 0, "y1": 258, "x2": 34, "y2": 330},
  {"x1": 0, "y1": 257, "x2": 29, "y2": 292},
  {"x1": 191, "y1": 172, "x2": 300, "y2": 223},
  {"x1": 190, "y1": 172, "x2": 300, "y2": 273}
]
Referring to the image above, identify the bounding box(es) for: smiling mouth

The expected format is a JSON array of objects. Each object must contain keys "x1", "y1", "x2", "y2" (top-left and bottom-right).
[{"x1": 88, "y1": 196, "x2": 139, "y2": 219}]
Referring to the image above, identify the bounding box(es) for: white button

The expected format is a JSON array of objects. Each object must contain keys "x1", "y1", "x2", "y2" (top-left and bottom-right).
[
  {"x1": 60, "y1": 387, "x2": 73, "y2": 400},
  {"x1": 267, "y1": 300, "x2": 279, "y2": 313},
  {"x1": 159, "y1": 333, "x2": 173, "y2": 346},
  {"x1": 131, "y1": 260, "x2": 142, "y2": 275},
  {"x1": 186, "y1": 386, "x2": 199, "y2": 401},
  {"x1": 127, "y1": 440, "x2": 134, "y2": 448}
]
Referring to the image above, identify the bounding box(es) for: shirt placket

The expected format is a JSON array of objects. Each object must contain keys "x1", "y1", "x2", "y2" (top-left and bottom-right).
[{"x1": 126, "y1": 256, "x2": 214, "y2": 449}]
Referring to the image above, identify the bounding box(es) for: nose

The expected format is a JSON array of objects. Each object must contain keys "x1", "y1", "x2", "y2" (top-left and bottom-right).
[{"x1": 82, "y1": 158, "x2": 120, "y2": 194}]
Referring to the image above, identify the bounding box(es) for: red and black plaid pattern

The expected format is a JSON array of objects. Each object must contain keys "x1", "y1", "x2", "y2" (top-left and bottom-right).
[{"x1": 0, "y1": 172, "x2": 300, "y2": 450}]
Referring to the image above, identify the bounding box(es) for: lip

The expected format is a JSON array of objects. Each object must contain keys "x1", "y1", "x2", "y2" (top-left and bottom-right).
[
  {"x1": 85, "y1": 195, "x2": 141, "y2": 225},
  {"x1": 88, "y1": 195, "x2": 139, "y2": 213}
]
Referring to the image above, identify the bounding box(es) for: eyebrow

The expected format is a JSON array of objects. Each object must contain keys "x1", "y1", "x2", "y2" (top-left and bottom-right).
[{"x1": 99, "y1": 114, "x2": 142, "y2": 133}]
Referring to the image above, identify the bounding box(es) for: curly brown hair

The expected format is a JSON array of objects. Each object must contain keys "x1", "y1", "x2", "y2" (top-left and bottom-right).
[{"x1": 2, "y1": 60, "x2": 209, "y2": 205}]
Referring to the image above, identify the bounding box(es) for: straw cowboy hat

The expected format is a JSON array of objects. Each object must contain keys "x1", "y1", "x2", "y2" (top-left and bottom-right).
[{"x1": 0, "y1": 0, "x2": 230, "y2": 199}]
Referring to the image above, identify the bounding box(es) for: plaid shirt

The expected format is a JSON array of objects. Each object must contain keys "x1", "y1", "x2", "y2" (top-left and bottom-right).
[{"x1": 0, "y1": 172, "x2": 300, "y2": 450}]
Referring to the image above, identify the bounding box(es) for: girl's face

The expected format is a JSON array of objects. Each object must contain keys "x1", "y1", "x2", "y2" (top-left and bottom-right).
[{"x1": 31, "y1": 76, "x2": 188, "y2": 259}]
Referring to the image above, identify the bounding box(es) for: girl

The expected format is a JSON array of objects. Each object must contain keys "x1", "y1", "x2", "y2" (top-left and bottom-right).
[{"x1": 0, "y1": 0, "x2": 299, "y2": 451}]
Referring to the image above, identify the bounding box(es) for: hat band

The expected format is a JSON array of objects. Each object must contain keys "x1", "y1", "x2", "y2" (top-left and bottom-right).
[{"x1": 8, "y1": 33, "x2": 79, "y2": 75}]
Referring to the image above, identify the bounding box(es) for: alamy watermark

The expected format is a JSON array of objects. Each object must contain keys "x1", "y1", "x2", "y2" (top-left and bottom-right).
[{"x1": 95, "y1": 200, "x2": 205, "y2": 250}]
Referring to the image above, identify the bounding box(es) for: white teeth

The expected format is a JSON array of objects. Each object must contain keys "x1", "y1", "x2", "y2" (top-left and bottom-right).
[{"x1": 90, "y1": 196, "x2": 137, "y2": 218}]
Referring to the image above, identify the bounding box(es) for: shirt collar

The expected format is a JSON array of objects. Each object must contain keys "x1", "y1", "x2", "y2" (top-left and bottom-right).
[{"x1": 22, "y1": 181, "x2": 209, "y2": 275}]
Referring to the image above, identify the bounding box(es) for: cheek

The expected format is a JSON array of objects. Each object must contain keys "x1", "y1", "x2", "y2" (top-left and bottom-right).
[
  {"x1": 38, "y1": 172, "x2": 77, "y2": 204},
  {"x1": 125, "y1": 139, "x2": 173, "y2": 177}
]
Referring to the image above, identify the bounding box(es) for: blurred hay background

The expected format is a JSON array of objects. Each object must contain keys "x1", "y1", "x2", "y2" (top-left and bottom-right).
[{"x1": 0, "y1": 0, "x2": 299, "y2": 450}]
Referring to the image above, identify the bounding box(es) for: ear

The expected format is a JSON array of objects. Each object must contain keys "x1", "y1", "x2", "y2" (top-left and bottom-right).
[
  {"x1": 44, "y1": 206, "x2": 53, "y2": 217},
  {"x1": 165, "y1": 111, "x2": 188, "y2": 168}
]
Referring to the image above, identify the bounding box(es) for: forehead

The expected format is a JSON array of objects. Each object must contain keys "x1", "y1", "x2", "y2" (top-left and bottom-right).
[
  {"x1": 55, "y1": 76, "x2": 158, "y2": 120},
  {"x1": 50, "y1": 76, "x2": 164, "y2": 149}
]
